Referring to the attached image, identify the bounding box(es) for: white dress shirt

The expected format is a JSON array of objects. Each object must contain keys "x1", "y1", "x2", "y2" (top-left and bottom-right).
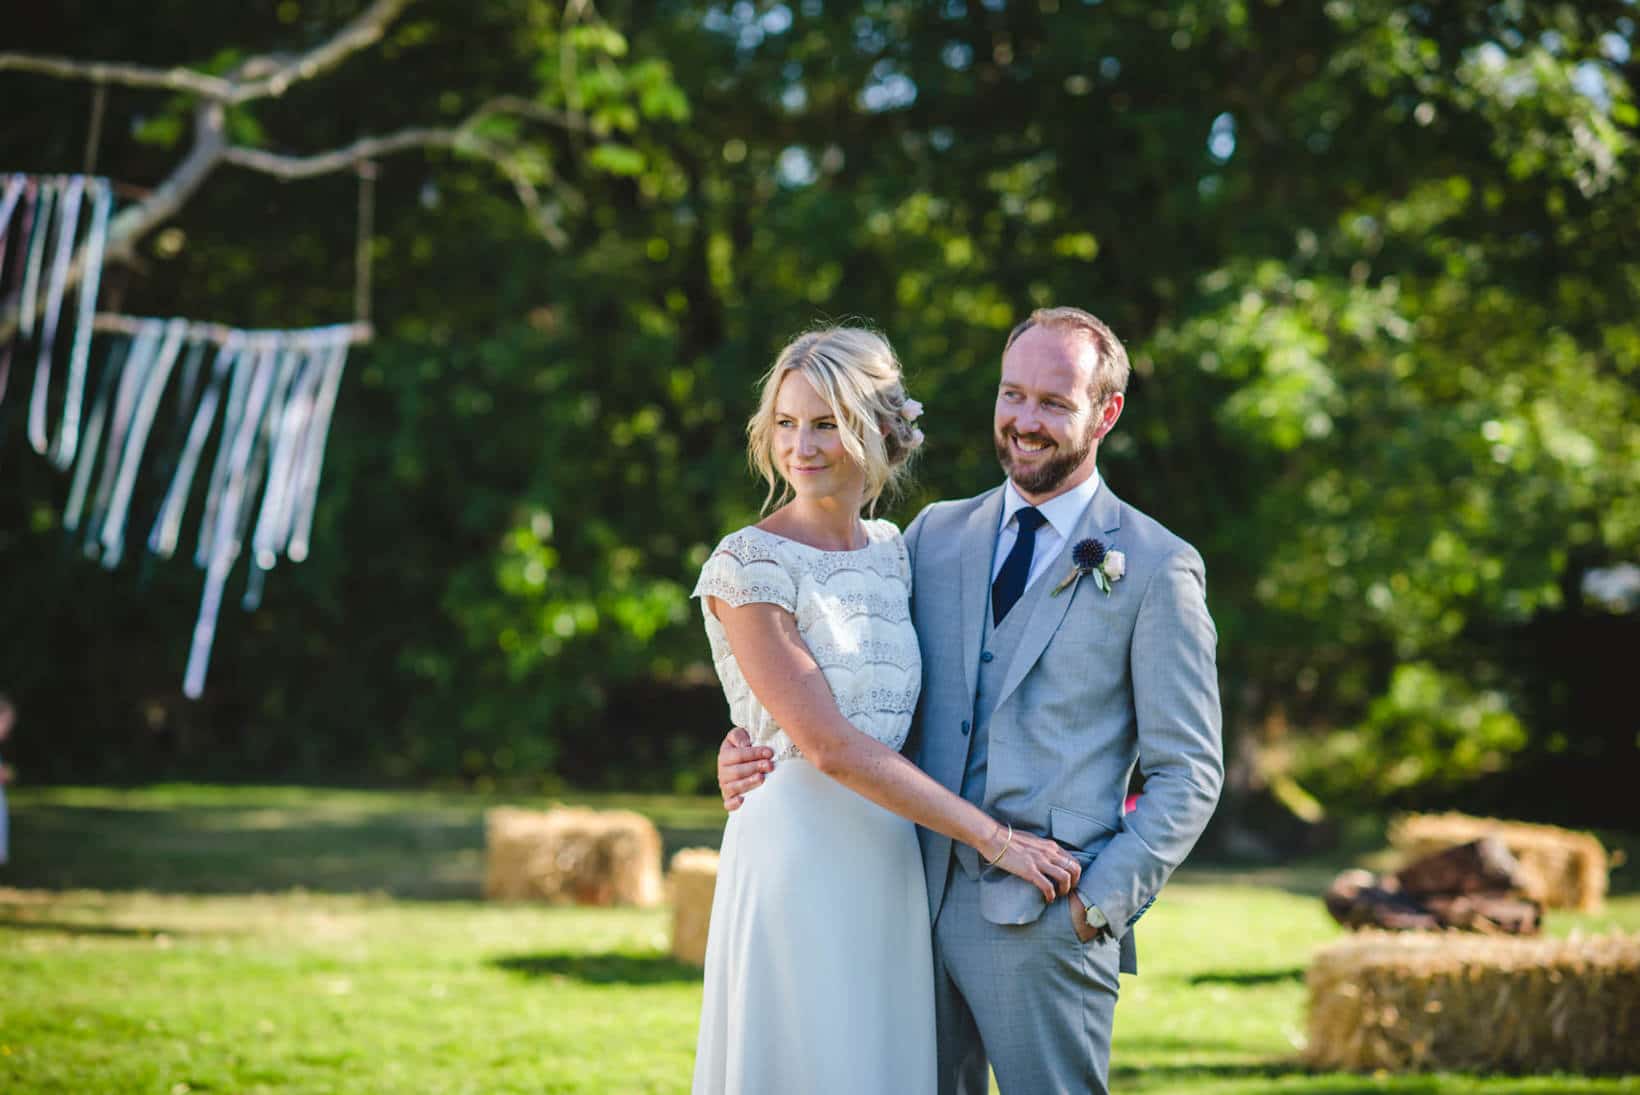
[{"x1": 990, "y1": 472, "x2": 1103, "y2": 591}]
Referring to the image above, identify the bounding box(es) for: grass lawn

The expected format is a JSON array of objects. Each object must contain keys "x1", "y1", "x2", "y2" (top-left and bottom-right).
[{"x1": 2, "y1": 785, "x2": 1636, "y2": 1094}]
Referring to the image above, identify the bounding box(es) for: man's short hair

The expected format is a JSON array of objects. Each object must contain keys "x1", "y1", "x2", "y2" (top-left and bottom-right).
[{"x1": 1004, "y1": 306, "x2": 1131, "y2": 404}]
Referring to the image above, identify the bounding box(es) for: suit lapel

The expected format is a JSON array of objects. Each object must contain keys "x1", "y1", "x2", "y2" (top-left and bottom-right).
[
  {"x1": 992, "y1": 481, "x2": 1125, "y2": 709},
  {"x1": 959, "y1": 487, "x2": 1005, "y2": 705}
]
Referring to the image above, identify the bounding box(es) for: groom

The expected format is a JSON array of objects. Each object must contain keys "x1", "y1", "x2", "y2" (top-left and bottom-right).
[{"x1": 717, "y1": 306, "x2": 1223, "y2": 1094}]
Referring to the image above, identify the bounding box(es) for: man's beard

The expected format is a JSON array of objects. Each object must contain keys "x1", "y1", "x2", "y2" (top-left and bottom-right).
[{"x1": 994, "y1": 425, "x2": 1095, "y2": 495}]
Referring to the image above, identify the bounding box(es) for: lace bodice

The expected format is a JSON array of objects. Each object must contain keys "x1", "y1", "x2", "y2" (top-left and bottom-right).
[{"x1": 692, "y1": 520, "x2": 922, "y2": 761}]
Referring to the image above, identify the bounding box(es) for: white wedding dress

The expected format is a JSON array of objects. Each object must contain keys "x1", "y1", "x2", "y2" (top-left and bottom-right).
[{"x1": 690, "y1": 520, "x2": 935, "y2": 1095}]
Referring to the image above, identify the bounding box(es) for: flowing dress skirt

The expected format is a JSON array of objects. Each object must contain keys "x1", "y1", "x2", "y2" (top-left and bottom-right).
[{"x1": 692, "y1": 757, "x2": 936, "y2": 1094}]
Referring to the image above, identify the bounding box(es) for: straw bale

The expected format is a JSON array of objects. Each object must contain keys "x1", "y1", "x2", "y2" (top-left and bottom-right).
[
  {"x1": 668, "y1": 847, "x2": 720, "y2": 966},
  {"x1": 483, "y1": 806, "x2": 663, "y2": 906},
  {"x1": 1389, "y1": 812, "x2": 1608, "y2": 912},
  {"x1": 1305, "y1": 932, "x2": 1640, "y2": 1074}
]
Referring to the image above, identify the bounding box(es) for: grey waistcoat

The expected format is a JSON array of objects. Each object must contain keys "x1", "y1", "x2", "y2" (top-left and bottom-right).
[{"x1": 954, "y1": 572, "x2": 1054, "y2": 878}]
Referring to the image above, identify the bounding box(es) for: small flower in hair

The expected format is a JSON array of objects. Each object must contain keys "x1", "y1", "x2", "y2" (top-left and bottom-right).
[
  {"x1": 900, "y1": 398, "x2": 924, "y2": 422},
  {"x1": 1051, "y1": 538, "x2": 1126, "y2": 597},
  {"x1": 906, "y1": 427, "x2": 925, "y2": 450}
]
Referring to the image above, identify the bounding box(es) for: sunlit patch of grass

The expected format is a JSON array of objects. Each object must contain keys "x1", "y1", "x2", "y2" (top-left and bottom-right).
[{"x1": 3, "y1": 787, "x2": 1636, "y2": 1094}]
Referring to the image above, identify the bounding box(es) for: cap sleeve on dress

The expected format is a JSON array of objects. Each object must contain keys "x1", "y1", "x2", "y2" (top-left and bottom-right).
[
  {"x1": 692, "y1": 532, "x2": 798, "y2": 613},
  {"x1": 888, "y1": 523, "x2": 912, "y2": 590}
]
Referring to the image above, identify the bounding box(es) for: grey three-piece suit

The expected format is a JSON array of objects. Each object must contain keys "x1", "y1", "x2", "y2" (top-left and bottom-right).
[{"x1": 901, "y1": 479, "x2": 1224, "y2": 1095}]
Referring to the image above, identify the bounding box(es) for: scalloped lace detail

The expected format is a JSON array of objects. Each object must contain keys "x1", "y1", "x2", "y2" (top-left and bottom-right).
[{"x1": 693, "y1": 520, "x2": 921, "y2": 760}]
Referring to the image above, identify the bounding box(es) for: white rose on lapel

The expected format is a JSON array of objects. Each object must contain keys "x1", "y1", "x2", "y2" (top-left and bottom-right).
[{"x1": 1051, "y1": 539, "x2": 1126, "y2": 597}]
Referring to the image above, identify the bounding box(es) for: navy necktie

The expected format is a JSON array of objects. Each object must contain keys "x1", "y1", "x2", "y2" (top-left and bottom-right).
[{"x1": 992, "y1": 506, "x2": 1047, "y2": 625}]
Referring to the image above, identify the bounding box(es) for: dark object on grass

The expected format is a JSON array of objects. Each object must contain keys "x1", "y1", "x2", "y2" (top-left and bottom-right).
[
  {"x1": 1324, "y1": 869, "x2": 1440, "y2": 931},
  {"x1": 1324, "y1": 839, "x2": 1543, "y2": 935},
  {"x1": 1394, "y1": 836, "x2": 1525, "y2": 897},
  {"x1": 1422, "y1": 892, "x2": 1542, "y2": 935}
]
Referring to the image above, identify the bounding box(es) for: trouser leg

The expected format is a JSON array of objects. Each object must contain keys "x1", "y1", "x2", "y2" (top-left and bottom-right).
[
  {"x1": 936, "y1": 868, "x2": 1120, "y2": 1095},
  {"x1": 932, "y1": 867, "x2": 990, "y2": 1095}
]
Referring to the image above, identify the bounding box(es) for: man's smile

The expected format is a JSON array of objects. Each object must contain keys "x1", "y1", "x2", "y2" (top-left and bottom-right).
[{"x1": 1007, "y1": 433, "x2": 1053, "y2": 456}]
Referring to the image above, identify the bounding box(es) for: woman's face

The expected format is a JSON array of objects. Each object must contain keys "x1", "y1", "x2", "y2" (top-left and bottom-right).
[{"x1": 772, "y1": 372, "x2": 865, "y2": 505}]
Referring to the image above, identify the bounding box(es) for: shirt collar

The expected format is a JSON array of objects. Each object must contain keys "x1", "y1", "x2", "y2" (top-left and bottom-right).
[{"x1": 999, "y1": 471, "x2": 1102, "y2": 541}]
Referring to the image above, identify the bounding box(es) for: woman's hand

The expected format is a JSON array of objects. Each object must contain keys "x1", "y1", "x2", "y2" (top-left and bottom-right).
[
  {"x1": 983, "y1": 822, "x2": 1081, "y2": 902},
  {"x1": 717, "y1": 727, "x2": 774, "y2": 810}
]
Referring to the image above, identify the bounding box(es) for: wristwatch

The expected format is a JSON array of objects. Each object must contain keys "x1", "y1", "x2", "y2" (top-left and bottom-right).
[{"x1": 1083, "y1": 899, "x2": 1110, "y2": 939}]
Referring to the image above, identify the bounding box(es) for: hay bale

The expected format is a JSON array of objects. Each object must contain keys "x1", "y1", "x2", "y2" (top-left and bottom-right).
[
  {"x1": 1305, "y1": 932, "x2": 1640, "y2": 1074},
  {"x1": 483, "y1": 806, "x2": 663, "y2": 906},
  {"x1": 1389, "y1": 813, "x2": 1608, "y2": 912},
  {"x1": 668, "y1": 847, "x2": 720, "y2": 966}
]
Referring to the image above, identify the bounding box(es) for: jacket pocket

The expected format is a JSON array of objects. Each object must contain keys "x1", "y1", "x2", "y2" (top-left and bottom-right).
[{"x1": 1048, "y1": 804, "x2": 1118, "y2": 857}]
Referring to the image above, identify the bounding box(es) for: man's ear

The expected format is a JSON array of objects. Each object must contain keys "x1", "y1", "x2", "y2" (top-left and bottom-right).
[{"x1": 1095, "y1": 392, "x2": 1125, "y2": 440}]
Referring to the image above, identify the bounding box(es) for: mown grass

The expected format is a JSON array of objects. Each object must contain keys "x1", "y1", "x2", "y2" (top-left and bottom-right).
[{"x1": 2, "y1": 785, "x2": 1636, "y2": 1094}]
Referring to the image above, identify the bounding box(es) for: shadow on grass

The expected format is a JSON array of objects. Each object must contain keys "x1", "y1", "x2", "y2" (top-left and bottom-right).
[
  {"x1": 1110, "y1": 1059, "x2": 1457, "y2": 1093},
  {"x1": 1188, "y1": 965, "x2": 1307, "y2": 987},
  {"x1": 6, "y1": 800, "x2": 720, "y2": 899},
  {"x1": 491, "y1": 951, "x2": 703, "y2": 985},
  {"x1": 0, "y1": 916, "x2": 189, "y2": 939}
]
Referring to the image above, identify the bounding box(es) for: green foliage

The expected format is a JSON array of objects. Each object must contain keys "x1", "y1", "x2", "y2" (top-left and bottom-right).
[
  {"x1": 0, "y1": 1, "x2": 1636, "y2": 818},
  {"x1": 1295, "y1": 663, "x2": 1528, "y2": 800}
]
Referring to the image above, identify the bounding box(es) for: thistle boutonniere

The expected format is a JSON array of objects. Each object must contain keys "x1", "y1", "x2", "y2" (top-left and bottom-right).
[{"x1": 1051, "y1": 538, "x2": 1126, "y2": 597}]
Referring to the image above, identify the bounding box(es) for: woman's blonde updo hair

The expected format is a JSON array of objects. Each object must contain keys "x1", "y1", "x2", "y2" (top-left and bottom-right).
[{"x1": 747, "y1": 325, "x2": 924, "y2": 514}]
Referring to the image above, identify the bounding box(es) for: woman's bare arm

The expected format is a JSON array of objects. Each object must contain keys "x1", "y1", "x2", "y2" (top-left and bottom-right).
[{"x1": 709, "y1": 596, "x2": 1079, "y2": 901}]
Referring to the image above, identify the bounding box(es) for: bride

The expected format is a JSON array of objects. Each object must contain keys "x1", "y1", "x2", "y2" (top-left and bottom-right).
[{"x1": 690, "y1": 326, "x2": 1081, "y2": 1093}]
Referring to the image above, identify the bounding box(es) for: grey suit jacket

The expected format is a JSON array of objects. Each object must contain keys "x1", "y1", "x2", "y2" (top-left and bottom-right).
[{"x1": 903, "y1": 480, "x2": 1223, "y2": 949}]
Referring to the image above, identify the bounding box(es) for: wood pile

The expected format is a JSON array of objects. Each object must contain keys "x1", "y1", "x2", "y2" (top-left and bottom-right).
[
  {"x1": 1305, "y1": 932, "x2": 1640, "y2": 1073},
  {"x1": 667, "y1": 847, "x2": 720, "y2": 966},
  {"x1": 1325, "y1": 839, "x2": 1541, "y2": 935},
  {"x1": 1389, "y1": 812, "x2": 1608, "y2": 912},
  {"x1": 483, "y1": 806, "x2": 663, "y2": 906}
]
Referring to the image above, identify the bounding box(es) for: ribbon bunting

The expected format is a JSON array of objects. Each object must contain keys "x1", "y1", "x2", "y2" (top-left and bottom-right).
[{"x1": 2, "y1": 170, "x2": 366, "y2": 697}]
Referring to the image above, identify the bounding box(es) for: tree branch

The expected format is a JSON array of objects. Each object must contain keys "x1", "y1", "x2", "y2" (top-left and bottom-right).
[
  {"x1": 0, "y1": 53, "x2": 234, "y2": 97},
  {"x1": 0, "y1": 0, "x2": 411, "y2": 103},
  {"x1": 222, "y1": 127, "x2": 571, "y2": 248},
  {"x1": 0, "y1": 0, "x2": 587, "y2": 338},
  {"x1": 226, "y1": 0, "x2": 413, "y2": 103},
  {"x1": 222, "y1": 128, "x2": 462, "y2": 179},
  {"x1": 468, "y1": 96, "x2": 592, "y2": 135},
  {"x1": 1, "y1": 101, "x2": 229, "y2": 342}
]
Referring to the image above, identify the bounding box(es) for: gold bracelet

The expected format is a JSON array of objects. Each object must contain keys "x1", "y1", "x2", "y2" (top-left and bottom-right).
[{"x1": 983, "y1": 823, "x2": 1014, "y2": 866}]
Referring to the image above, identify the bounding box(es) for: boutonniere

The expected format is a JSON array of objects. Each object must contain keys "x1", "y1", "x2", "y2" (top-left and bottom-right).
[{"x1": 1051, "y1": 538, "x2": 1125, "y2": 597}]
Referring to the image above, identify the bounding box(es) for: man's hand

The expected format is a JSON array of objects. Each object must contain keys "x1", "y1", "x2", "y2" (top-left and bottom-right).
[
  {"x1": 717, "y1": 727, "x2": 773, "y2": 811},
  {"x1": 1069, "y1": 891, "x2": 1103, "y2": 944},
  {"x1": 0, "y1": 763, "x2": 13, "y2": 785}
]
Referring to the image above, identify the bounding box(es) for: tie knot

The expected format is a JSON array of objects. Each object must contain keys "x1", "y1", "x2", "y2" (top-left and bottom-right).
[{"x1": 1014, "y1": 507, "x2": 1047, "y2": 533}]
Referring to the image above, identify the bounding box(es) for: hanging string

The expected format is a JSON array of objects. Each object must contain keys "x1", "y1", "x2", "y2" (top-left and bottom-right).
[
  {"x1": 355, "y1": 161, "x2": 376, "y2": 331},
  {"x1": 83, "y1": 84, "x2": 108, "y2": 177}
]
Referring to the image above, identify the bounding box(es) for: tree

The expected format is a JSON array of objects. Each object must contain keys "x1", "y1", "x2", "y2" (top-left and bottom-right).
[{"x1": 2, "y1": 1, "x2": 1634, "y2": 827}]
